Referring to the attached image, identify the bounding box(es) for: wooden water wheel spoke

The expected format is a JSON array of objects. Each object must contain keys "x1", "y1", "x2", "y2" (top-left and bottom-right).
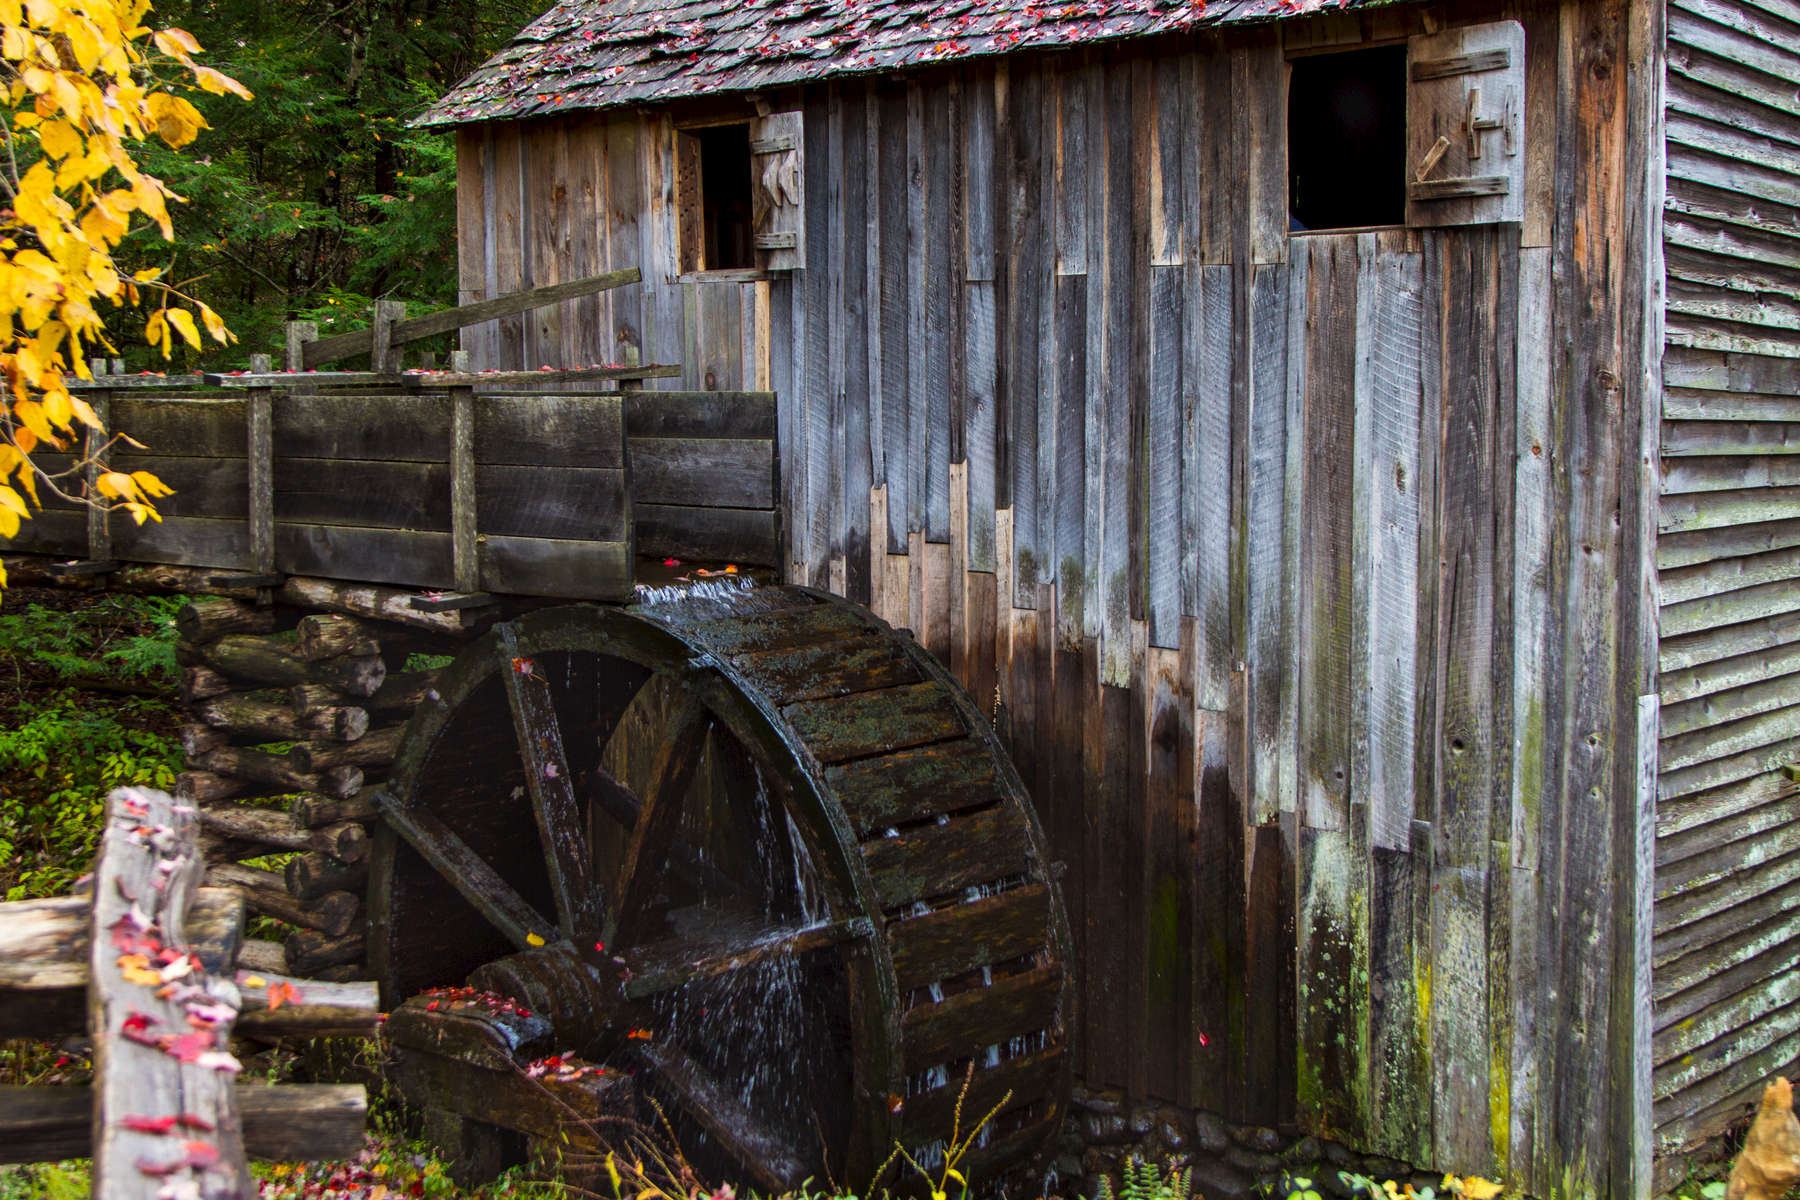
[
  {"x1": 629, "y1": 1038, "x2": 809, "y2": 1195},
  {"x1": 496, "y1": 626, "x2": 604, "y2": 941},
  {"x1": 621, "y1": 915, "x2": 875, "y2": 1000},
  {"x1": 608, "y1": 692, "x2": 711, "y2": 946},
  {"x1": 372, "y1": 593, "x2": 1072, "y2": 1191},
  {"x1": 376, "y1": 796, "x2": 556, "y2": 951},
  {"x1": 583, "y1": 764, "x2": 747, "y2": 900}
]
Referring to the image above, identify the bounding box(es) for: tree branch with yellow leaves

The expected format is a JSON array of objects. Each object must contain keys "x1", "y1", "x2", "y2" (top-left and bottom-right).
[{"x1": 0, "y1": 0, "x2": 249, "y2": 586}]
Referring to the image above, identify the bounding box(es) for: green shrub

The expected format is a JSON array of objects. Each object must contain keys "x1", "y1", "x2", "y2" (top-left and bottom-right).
[
  {"x1": 0, "y1": 594, "x2": 181, "y2": 690},
  {"x1": 0, "y1": 691, "x2": 182, "y2": 899}
]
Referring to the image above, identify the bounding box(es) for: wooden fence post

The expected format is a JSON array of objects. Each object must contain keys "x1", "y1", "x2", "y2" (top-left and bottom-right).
[
  {"x1": 449, "y1": 385, "x2": 478, "y2": 593},
  {"x1": 371, "y1": 300, "x2": 406, "y2": 374},
  {"x1": 247, "y1": 386, "x2": 274, "y2": 582},
  {"x1": 284, "y1": 321, "x2": 318, "y2": 373},
  {"x1": 84, "y1": 357, "x2": 112, "y2": 563}
]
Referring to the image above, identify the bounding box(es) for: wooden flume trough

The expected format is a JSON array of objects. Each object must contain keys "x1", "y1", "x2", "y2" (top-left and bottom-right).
[{"x1": 2, "y1": 270, "x2": 1076, "y2": 1192}]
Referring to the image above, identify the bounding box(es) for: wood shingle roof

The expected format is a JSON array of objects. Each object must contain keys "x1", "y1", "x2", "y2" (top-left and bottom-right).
[{"x1": 417, "y1": 0, "x2": 1376, "y2": 125}]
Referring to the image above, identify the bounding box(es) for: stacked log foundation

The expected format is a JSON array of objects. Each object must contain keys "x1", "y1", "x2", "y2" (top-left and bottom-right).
[{"x1": 165, "y1": 581, "x2": 490, "y2": 981}]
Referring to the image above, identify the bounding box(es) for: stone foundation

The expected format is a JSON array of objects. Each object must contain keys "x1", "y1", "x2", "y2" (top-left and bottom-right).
[{"x1": 1055, "y1": 1087, "x2": 1444, "y2": 1200}]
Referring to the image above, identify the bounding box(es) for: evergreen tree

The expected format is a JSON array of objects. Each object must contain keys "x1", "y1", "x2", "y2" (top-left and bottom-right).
[{"x1": 122, "y1": 0, "x2": 535, "y2": 367}]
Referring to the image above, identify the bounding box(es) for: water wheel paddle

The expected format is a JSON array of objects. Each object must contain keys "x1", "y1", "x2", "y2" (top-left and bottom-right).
[{"x1": 367, "y1": 584, "x2": 1073, "y2": 1192}]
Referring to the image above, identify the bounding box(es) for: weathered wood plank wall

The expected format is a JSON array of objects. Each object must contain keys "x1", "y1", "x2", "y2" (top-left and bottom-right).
[
  {"x1": 1653, "y1": 0, "x2": 1800, "y2": 1172},
  {"x1": 454, "y1": 0, "x2": 1659, "y2": 1190}
]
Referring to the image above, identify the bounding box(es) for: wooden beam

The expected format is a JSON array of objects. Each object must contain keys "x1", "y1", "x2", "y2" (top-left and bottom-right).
[
  {"x1": 0, "y1": 1083, "x2": 366, "y2": 1166},
  {"x1": 88, "y1": 787, "x2": 251, "y2": 1198},
  {"x1": 84, "y1": 379, "x2": 111, "y2": 561},
  {"x1": 300, "y1": 268, "x2": 642, "y2": 369},
  {"x1": 202, "y1": 364, "x2": 680, "y2": 388},
  {"x1": 246, "y1": 385, "x2": 274, "y2": 576},
  {"x1": 450, "y1": 384, "x2": 478, "y2": 593}
]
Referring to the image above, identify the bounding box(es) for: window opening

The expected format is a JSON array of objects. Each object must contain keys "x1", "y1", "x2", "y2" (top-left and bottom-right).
[
  {"x1": 1287, "y1": 46, "x2": 1407, "y2": 232},
  {"x1": 685, "y1": 123, "x2": 754, "y2": 272}
]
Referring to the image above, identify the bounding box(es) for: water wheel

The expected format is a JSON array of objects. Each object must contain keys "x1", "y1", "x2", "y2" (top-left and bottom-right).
[{"x1": 367, "y1": 584, "x2": 1073, "y2": 1193}]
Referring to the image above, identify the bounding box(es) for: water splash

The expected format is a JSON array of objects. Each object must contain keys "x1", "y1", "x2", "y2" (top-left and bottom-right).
[
  {"x1": 646, "y1": 757, "x2": 851, "y2": 1167},
  {"x1": 633, "y1": 574, "x2": 760, "y2": 617}
]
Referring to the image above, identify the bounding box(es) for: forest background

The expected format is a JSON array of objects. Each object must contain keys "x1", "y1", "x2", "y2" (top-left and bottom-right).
[{"x1": 119, "y1": 0, "x2": 536, "y2": 368}]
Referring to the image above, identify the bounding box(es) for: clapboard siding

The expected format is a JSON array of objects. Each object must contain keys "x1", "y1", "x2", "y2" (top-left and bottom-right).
[
  {"x1": 457, "y1": 0, "x2": 1660, "y2": 1192},
  {"x1": 1653, "y1": 0, "x2": 1800, "y2": 1163}
]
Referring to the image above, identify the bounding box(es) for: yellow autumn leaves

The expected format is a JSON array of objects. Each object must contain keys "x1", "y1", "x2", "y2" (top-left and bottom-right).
[{"x1": 0, "y1": 0, "x2": 249, "y2": 570}]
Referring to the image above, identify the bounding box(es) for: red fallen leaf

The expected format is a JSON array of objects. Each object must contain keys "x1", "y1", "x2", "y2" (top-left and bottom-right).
[
  {"x1": 627, "y1": 1028, "x2": 654, "y2": 1040},
  {"x1": 511, "y1": 656, "x2": 534, "y2": 675},
  {"x1": 122, "y1": 1115, "x2": 178, "y2": 1134},
  {"x1": 163, "y1": 1031, "x2": 214, "y2": 1062},
  {"x1": 176, "y1": 1114, "x2": 215, "y2": 1133},
  {"x1": 888, "y1": 1093, "x2": 905, "y2": 1114},
  {"x1": 662, "y1": 558, "x2": 681, "y2": 567},
  {"x1": 181, "y1": 1140, "x2": 219, "y2": 1166},
  {"x1": 122, "y1": 1011, "x2": 157, "y2": 1035},
  {"x1": 267, "y1": 981, "x2": 300, "y2": 1012},
  {"x1": 134, "y1": 1155, "x2": 183, "y2": 1176}
]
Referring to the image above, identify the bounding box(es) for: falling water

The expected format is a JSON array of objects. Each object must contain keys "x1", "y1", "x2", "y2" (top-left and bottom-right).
[
  {"x1": 646, "y1": 759, "x2": 852, "y2": 1174},
  {"x1": 633, "y1": 574, "x2": 761, "y2": 618}
]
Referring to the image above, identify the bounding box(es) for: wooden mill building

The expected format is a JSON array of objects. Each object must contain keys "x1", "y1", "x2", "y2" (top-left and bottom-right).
[{"x1": 418, "y1": 0, "x2": 1799, "y2": 1189}]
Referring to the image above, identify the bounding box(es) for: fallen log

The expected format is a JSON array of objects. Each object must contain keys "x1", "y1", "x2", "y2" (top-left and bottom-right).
[{"x1": 204, "y1": 862, "x2": 362, "y2": 938}]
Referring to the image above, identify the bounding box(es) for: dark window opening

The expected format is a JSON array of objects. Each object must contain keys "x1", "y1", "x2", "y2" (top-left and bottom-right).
[
  {"x1": 697, "y1": 123, "x2": 754, "y2": 270},
  {"x1": 1288, "y1": 46, "x2": 1407, "y2": 232}
]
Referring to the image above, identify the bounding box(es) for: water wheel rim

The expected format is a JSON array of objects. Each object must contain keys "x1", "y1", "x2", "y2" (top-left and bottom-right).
[{"x1": 369, "y1": 587, "x2": 1072, "y2": 1191}]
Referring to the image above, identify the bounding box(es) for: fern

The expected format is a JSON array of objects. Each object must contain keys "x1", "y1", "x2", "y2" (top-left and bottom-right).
[
  {"x1": 0, "y1": 594, "x2": 180, "y2": 685},
  {"x1": 1102, "y1": 1157, "x2": 1192, "y2": 1200}
]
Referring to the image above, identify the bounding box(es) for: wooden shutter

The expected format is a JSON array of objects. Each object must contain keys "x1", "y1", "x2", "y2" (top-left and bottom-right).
[
  {"x1": 1405, "y1": 20, "x2": 1526, "y2": 227},
  {"x1": 676, "y1": 131, "x2": 705, "y2": 274},
  {"x1": 750, "y1": 111, "x2": 805, "y2": 271}
]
